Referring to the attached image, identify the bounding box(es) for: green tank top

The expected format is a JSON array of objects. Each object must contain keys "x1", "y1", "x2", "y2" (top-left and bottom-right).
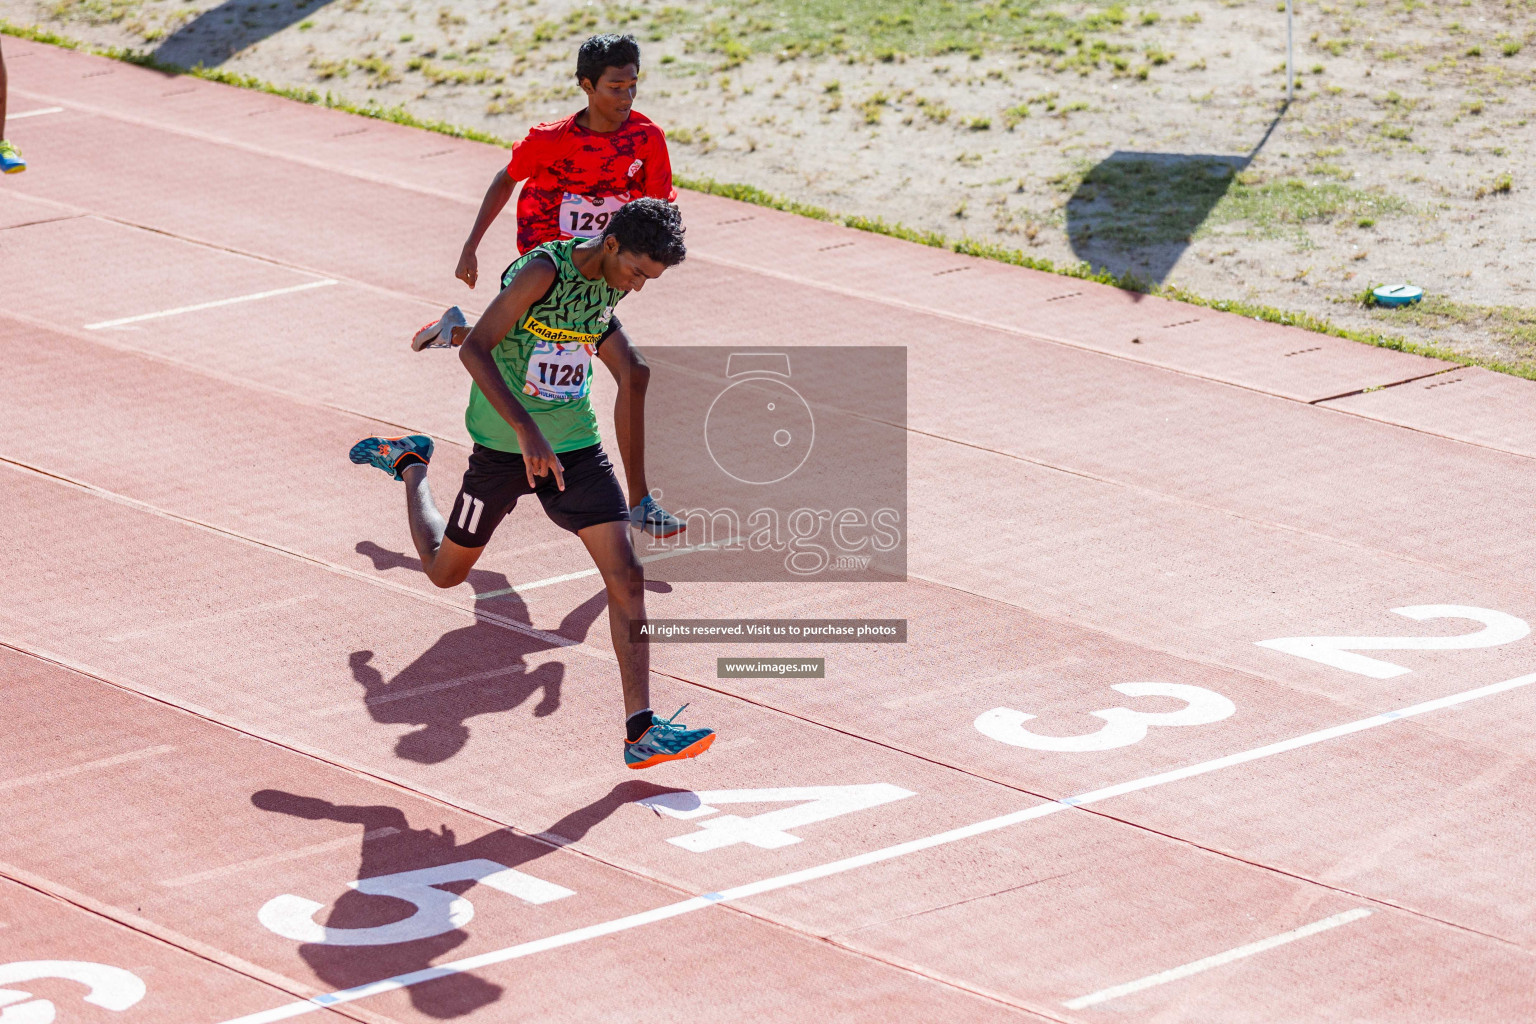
[{"x1": 464, "y1": 238, "x2": 625, "y2": 453}]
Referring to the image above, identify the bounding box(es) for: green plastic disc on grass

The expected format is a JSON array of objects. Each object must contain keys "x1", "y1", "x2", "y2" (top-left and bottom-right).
[{"x1": 1373, "y1": 284, "x2": 1423, "y2": 307}]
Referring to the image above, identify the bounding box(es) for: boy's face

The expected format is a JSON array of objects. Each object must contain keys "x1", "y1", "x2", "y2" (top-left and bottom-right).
[
  {"x1": 581, "y1": 63, "x2": 639, "y2": 122},
  {"x1": 600, "y1": 235, "x2": 667, "y2": 292}
]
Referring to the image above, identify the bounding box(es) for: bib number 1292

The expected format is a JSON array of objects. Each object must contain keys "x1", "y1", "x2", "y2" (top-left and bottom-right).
[{"x1": 559, "y1": 192, "x2": 626, "y2": 238}]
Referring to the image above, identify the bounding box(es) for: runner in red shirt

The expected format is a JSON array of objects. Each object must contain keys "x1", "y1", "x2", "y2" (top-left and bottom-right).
[
  {"x1": 417, "y1": 34, "x2": 684, "y2": 537},
  {"x1": 492, "y1": 84, "x2": 673, "y2": 258}
]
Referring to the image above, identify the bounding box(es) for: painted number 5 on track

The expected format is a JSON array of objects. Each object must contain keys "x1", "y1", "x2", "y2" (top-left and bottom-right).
[
  {"x1": 0, "y1": 961, "x2": 145, "y2": 1022},
  {"x1": 260, "y1": 860, "x2": 573, "y2": 946}
]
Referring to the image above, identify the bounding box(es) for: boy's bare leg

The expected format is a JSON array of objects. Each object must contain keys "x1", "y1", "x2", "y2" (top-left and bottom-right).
[
  {"x1": 596, "y1": 326, "x2": 650, "y2": 508},
  {"x1": 401, "y1": 463, "x2": 483, "y2": 588},
  {"x1": 1, "y1": 36, "x2": 9, "y2": 140},
  {"x1": 576, "y1": 519, "x2": 649, "y2": 716}
]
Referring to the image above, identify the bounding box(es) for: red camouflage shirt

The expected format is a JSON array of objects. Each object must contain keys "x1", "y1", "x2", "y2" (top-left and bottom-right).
[{"x1": 507, "y1": 110, "x2": 676, "y2": 254}]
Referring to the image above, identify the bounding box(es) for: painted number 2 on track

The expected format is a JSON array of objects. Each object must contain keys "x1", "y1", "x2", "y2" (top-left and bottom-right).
[{"x1": 1256, "y1": 605, "x2": 1529, "y2": 679}]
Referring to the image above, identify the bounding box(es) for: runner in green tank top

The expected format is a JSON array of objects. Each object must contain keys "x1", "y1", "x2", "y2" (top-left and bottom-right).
[
  {"x1": 348, "y1": 199, "x2": 717, "y2": 770},
  {"x1": 463, "y1": 236, "x2": 624, "y2": 455}
]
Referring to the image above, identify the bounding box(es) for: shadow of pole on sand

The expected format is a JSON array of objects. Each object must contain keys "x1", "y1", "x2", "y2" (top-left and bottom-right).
[
  {"x1": 1065, "y1": 107, "x2": 1288, "y2": 289},
  {"x1": 151, "y1": 0, "x2": 337, "y2": 69}
]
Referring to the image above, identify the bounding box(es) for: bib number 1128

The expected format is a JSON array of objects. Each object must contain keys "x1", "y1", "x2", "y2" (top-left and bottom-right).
[{"x1": 535, "y1": 360, "x2": 585, "y2": 388}]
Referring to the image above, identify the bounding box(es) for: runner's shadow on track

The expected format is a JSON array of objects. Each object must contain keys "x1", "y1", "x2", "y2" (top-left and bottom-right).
[
  {"x1": 150, "y1": 0, "x2": 339, "y2": 69},
  {"x1": 350, "y1": 542, "x2": 669, "y2": 765},
  {"x1": 1065, "y1": 110, "x2": 1286, "y2": 287},
  {"x1": 252, "y1": 783, "x2": 687, "y2": 1019}
]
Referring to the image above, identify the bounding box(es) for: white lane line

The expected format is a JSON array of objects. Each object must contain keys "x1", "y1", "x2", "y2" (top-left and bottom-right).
[
  {"x1": 474, "y1": 568, "x2": 597, "y2": 600},
  {"x1": 213, "y1": 669, "x2": 1536, "y2": 1024},
  {"x1": 474, "y1": 537, "x2": 740, "y2": 600},
  {"x1": 106, "y1": 594, "x2": 316, "y2": 642},
  {"x1": 221, "y1": 897, "x2": 717, "y2": 1023},
  {"x1": 159, "y1": 827, "x2": 401, "y2": 888},
  {"x1": 309, "y1": 665, "x2": 527, "y2": 717},
  {"x1": 0, "y1": 744, "x2": 176, "y2": 792},
  {"x1": 1062, "y1": 908, "x2": 1373, "y2": 1010},
  {"x1": 9, "y1": 106, "x2": 65, "y2": 120},
  {"x1": 82, "y1": 279, "x2": 337, "y2": 330},
  {"x1": 0, "y1": 456, "x2": 584, "y2": 657}
]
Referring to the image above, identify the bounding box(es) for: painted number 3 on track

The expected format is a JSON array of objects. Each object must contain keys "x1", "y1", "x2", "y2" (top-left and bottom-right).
[{"x1": 974, "y1": 605, "x2": 1530, "y2": 752}]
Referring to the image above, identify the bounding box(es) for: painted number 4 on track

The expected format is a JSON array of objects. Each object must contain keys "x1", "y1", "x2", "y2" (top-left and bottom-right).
[
  {"x1": 974, "y1": 605, "x2": 1530, "y2": 752},
  {"x1": 258, "y1": 790, "x2": 916, "y2": 948},
  {"x1": 636, "y1": 785, "x2": 915, "y2": 851}
]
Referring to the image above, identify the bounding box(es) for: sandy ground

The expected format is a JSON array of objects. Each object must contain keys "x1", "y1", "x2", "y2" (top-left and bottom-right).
[{"x1": 5, "y1": 0, "x2": 1535, "y2": 372}]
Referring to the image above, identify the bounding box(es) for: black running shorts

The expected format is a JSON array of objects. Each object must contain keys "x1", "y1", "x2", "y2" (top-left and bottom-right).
[{"x1": 444, "y1": 443, "x2": 629, "y2": 548}]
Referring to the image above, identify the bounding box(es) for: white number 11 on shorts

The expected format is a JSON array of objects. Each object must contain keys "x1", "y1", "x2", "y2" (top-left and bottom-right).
[{"x1": 457, "y1": 494, "x2": 485, "y2": 534}]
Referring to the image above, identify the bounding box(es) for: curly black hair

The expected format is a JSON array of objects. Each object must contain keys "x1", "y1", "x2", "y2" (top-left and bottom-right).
[
  {"x1": 604, "y1": 198, "x2": 687, "y2": 267},
  {"x1": 575, "y1": 34, "x2": 641, "y2": 86}
]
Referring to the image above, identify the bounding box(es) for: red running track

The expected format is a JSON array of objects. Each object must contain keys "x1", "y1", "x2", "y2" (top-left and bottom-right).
[{"x1": 3, "y1": 39, "x2": 1536, "y2": 1024}]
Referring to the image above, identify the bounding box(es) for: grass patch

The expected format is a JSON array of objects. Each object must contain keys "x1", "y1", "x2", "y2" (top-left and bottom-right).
[
  {"x1": 855, "y1": 91, "x2": 889, "y2": 124},
  {"x1": 47, "y1": 0, "x2": 138, "y2": 24},
  {"x1": 1161, "y1": 284, "x2": 1531, "y2": 377},
  {"x1": 1360, "y1": 295, "x2": 1536, "y2": 376},
  {"x1": 1306, "y1": 162, "x2": 1352, "y2": 180},
  {"x1": 1474, "y1": 172, "x2": 1514, "y2": 199},
  {"x1": 1001, "y1": 102, "x2": 1030, "y2": 128},
  {"x1": 352, "y1": 56, "x2": 400, "y2": 86},
  {"x1": 916, "y1": 95, "x2": 951, "y2": 122},
  {"x1": 652, "y1": 0, "x2": 1137, "y2": 64},
  {"x1": 1210, "y1": 178, "x2": 1407, "y2": 239},
  {"x1": 409, "y1": 59, "x2": 505, "y2": 86},
  {"x1": 309, "y1": 57, "x2": 348, "y2": 79}
]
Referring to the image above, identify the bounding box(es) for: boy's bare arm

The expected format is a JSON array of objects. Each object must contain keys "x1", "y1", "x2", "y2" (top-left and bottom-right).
[
  {"x1": 457, "y1": 167, "x2": 518, "y2": 288},
  {"x1": 457, "y1": 259, "x2": 567, "y2": 490}
]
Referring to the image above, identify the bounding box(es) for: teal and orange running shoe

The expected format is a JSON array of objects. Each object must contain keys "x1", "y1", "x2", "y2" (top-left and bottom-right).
[
  {"x1": 349, "y1": 434, "x2": 434, "y2": 481},
  {"x1": 0, "y1": 140, "x2": 25, "y2": 174},
  {"x1": 625, "y1": 705, "x2": 716, "y2": 769}
]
